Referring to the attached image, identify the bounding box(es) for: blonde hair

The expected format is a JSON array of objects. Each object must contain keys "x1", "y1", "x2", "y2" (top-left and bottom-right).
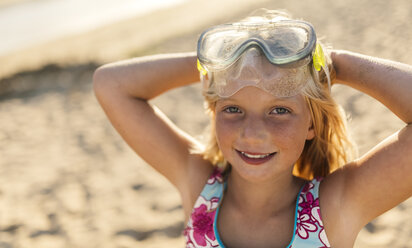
[
  {"x1": 295, "y1": 52, "x2": 357, "y2": 179},
  {"x1": 200, "y1": 11, "x2": 357, "y2": 180}
]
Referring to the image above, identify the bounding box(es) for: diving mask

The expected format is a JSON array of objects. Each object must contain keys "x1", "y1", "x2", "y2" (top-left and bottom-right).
[
  {"x1": 197, "y1": 19, "x2": 316, "y2": 71},
  {"x1": 197, "y1": 16, "x2": 329, "y2": 98}
]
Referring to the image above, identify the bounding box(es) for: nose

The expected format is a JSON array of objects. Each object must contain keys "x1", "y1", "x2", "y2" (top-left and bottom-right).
[{"x1": 239, "y1": 114, "x2": 269, "y2": 145}]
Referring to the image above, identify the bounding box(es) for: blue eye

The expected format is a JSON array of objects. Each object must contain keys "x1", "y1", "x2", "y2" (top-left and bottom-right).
[
  {"x1": 271, "y1": 107, "x2": 290, "y2": 115},
  {"x1": 224, "y1": 106, "x2": 242, "y2": 113}
]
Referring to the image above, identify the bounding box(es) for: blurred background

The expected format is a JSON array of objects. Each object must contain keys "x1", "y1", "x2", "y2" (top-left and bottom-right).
[{"x1": 0, "y1": 0, "x2": 411, "y2": 247}]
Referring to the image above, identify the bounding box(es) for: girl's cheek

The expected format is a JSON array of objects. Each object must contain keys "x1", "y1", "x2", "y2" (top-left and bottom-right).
[
  {"x1": 215, "y1": 120, "x2": 237, "y2": 158},
  {"x1": 216, "y1": 116, "x2": 240, "y2": 138},
  {"x1": 266, "y1": 119, "x2": 293, "y2": 135},
  {"x1": 266, "y1": 118, "x2": 307, "y2": 145}
]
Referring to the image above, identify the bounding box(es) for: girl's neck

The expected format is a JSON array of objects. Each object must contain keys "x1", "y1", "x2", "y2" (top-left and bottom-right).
[{"x1": 224, "y1": 169, "x2": 305, "y2": 219}]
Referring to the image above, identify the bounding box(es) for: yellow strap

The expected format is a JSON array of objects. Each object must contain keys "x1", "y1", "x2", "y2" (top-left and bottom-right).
[
  {"x1": 197, "y1": 59, "x2": 208, "y2": 76},
  {"x1": 313, "y1": 43, "x2": 326, "y2": 71}
]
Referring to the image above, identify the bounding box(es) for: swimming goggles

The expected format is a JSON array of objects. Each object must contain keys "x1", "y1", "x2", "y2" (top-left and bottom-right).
[
  {"x1": 197, "y1": 19, "x2": 317, "y2": 72},
  {"x1": 197, "y1": 18, "x2": 329, "y2": 98}
]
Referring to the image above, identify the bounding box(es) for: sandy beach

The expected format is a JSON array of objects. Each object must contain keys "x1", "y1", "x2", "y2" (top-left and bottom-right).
[{"x1": 0, "y1": 0, "x2": 411, "y2": 247}]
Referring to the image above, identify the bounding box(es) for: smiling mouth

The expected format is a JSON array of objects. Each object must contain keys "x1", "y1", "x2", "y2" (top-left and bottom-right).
[{"x1": 236, "y1": 150, "x2": 277, "y2": 165}]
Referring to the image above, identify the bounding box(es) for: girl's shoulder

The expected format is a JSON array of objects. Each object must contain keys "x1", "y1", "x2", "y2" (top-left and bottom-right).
[
  {"x1": 317, "y1": 167, "x2": 359, "y2": 246},
  {"x1": 181, "y1": 157, "x2": 216, "y2": 219}
]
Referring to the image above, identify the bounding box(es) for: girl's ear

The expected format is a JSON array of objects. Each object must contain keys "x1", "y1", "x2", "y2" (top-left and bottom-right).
[{"x1": 306, "y1": 122, "x2": 315, "y2": 140}]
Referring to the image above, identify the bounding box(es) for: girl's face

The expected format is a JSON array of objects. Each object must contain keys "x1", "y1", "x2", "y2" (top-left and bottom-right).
[{"x1": 215, "y1": 86, "x2": 314, "y2": 182}]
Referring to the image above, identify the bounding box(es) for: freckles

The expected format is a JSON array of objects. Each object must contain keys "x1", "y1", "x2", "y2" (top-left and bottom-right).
[
  {"x1": 267, "y1": 121, "x2": 293, "y2": 138},
  {"x1": 215, "y1": 117, "x2": 237, "y2": 143},
  {"x1": 267, "y1": 119, "x2": 307, "y2": 146},
  {"x1": 216, "y1": 117, "x2": 229, "y2": 132}
]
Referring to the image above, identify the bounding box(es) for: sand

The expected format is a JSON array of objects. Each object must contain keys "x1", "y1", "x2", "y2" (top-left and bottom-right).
[{"x1": 0, "y1": 0, "x2": 411, "y2": 247}]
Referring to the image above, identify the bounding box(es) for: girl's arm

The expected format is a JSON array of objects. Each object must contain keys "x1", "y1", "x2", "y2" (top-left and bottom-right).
[
  {"x1": 321, "y1": 50, "x2": 412, "y2": 244},
  {"x1": 333, "y1": 50, "x2": 412, "y2": 123},
  {"x1": 93, "y1": 52, "x2": 212, "y2": 197}
]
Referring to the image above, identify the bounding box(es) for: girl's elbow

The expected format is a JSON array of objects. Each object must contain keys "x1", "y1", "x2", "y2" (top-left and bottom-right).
[
  {"x1": 92, "y1": 65, "x2": 118, "y2": 96},
  {"x1": 93, "y1": 66, "x2": 108, "y2": 88}
]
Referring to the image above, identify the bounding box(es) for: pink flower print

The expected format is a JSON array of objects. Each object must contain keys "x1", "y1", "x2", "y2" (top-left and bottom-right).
[
  {"x1": 301, "y1": 181, "x2": 314, "y2": 194},
  {"x1": 207, "y1": 169, "x2": 223, "y2": 185},
  {"x1": 185, "y1": 196, "x2": 220, "y2": 248},
  {"x1": 184, "y1": 241, "x2": 193, "y2": 248},
  {"x1": 298, "y1": 192, "x2": 319, "y2": 216},
  {"x1": 296, "y1": 212, "x2": 318, "y2": 239},
  {"x1": 319, "y1": 228, "x2": 331, "y2": 247},
  {"x1": 192, "y1": 204, "x2": 216, "y2": 245},
  {"x1": 311, "y1": 206, "x2": 323, "y2": 227}
]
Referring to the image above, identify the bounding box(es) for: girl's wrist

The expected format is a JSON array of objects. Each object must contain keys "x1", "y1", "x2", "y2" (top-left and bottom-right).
[
  {"x1": 329, "y1": 49, "x2": 343, "y2": 83},
  {"x1": 329, "y1": 49, "x2": 353, "y2": 86}
]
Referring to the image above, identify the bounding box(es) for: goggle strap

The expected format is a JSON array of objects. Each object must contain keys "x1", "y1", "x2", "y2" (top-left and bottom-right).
[
  {"x1": 197, "y1": 59, "x2": 208, "y2": 76},
  {"x1": 312, "y1": 43, "x2": 331, "y2": 92},
  {"x1": 313, "y1": 43, "x2": 325, "y2": 71}
]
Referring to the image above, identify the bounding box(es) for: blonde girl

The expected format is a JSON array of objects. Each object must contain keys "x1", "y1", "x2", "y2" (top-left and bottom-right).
[{"x1": 93, "y1": 10, "x2": 412, "y2": 248}]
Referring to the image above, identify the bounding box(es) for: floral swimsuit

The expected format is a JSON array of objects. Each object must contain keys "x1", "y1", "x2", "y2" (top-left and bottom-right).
[{"x1": 184, "y1": 168, "x2": 331, "y2": 248}]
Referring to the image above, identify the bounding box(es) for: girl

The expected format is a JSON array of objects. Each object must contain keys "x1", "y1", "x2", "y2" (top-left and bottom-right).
[{"x1": 93, "y1": 10, "x2": 412, "y2": 248}]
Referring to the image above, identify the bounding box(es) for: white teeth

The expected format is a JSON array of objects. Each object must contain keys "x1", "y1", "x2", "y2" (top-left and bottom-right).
[{"x1": 241, "y1": 152, "x2": 272, "y2": 159}]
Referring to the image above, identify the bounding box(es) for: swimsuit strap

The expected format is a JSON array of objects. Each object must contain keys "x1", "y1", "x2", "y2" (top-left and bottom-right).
[
  {"x1": 290, "y1": 178, "x2": 331, "y2": 247},
  {"x1": 184, "y1": 168, "x2": 224, "y2": 248}
]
